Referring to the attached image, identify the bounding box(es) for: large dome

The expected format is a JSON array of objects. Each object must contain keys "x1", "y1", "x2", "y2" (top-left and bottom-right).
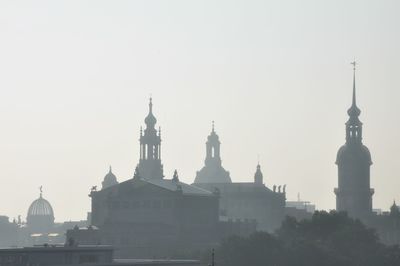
[
  {"x1": 27, "y1": 192, "x2": 55, "y2": 232},
  {"x1": 28, "y1": 196, "x2": 54, "y2": 217}
]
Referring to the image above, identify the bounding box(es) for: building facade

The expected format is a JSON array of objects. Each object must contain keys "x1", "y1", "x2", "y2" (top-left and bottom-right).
[{"x1": 88, "y1": 99, "x2": 220, "y2": 258}]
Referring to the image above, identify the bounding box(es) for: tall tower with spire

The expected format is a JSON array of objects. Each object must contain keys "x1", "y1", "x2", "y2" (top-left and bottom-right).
[
  {"x1": 335, "y1": 62, "x2": 374, "y2": 220},
  {"x1": 194, "y1": 122, "x2": 231, "y2": 184},
  {"x1": 138, "y1": 98, "x2": 163, "y2": 180}
]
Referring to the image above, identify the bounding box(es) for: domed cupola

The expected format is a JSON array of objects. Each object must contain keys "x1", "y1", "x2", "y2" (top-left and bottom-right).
[
  {"x1": 27, "y1": 187, "x2": 55, "y2": 232},
  {"x1": 102, "y1": 166, "x2": 118, "y2": 189}
]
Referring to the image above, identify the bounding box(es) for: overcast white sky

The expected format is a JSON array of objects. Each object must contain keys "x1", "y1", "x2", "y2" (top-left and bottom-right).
[{"x1": 0, "y1": 0, "x2": 399, "y2": 222}]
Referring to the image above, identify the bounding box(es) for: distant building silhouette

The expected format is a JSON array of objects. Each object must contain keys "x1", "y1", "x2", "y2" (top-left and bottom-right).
[
  {"x1": 334, "y1": 64, "x2": 374, "y2": 220},
  {"x1": 87, "y1": 99, "x2": 222, "y2": 258},
  {"x1": 194, "y1": 124, "x2": 286, "y2": 232}
]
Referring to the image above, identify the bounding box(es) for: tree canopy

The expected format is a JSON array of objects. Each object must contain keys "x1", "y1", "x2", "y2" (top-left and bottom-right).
[{"x1": 213, "y1": 211, "x2": 400, "y2": 266}]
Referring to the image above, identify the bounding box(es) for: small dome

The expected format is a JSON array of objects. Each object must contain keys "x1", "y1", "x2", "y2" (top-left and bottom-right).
[
  {"x1": 336, "y1": 144, "x2": 372, "y2": 165},
  {"x1": 145, "y1": 112, "x2": 157, "y2": 126},
  {"x1": 102, "y1": 166, "x2": 118, "y2": 189}
]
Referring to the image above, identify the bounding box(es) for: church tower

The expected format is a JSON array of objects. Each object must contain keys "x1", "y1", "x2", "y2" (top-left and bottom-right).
[
  {"x1": 194, "y1": 122, "x2": 231, "y2": 184},
  {"x1": 137, "y1": 98, "x2": 164, "y2": 180},
  {"x1": 335, "y1": 63, "x2": 374, "y2": 220}
]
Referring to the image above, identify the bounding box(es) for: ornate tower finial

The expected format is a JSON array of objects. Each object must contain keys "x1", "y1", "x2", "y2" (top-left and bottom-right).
[
  {"x1": 109, "y1": 165, "x2": 112, "y2": 173},
  {"x1": 39, "y1": 186, "x2": 43, "y2": 198},
  {"x1": 212, "y1": 120, "x2": 215, "y2": 132}
]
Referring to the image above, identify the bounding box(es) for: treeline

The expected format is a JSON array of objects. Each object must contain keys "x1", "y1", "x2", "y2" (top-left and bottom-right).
[{"x1": 210, "y1": 211, "x2": 400, "y2": 266}]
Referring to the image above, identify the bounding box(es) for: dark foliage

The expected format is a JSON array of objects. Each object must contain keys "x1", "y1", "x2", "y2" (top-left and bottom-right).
[{"x1": 214, "y1": 211, "x2": 400, "y2": 266}]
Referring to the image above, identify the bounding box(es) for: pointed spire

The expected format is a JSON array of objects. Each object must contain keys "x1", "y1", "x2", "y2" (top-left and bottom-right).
[
  {"x1": 212, "y1": 120, "x2": 215, "y2": 133},
  {"x1": 39, "y1": 186, "x2": 43, "y2": 198},
  {"x1": 347, "y1": 61, "x2": 361, "y2": 118},
  {"x1": 109, "y1": 165, "x2": 112, "y2": 173}
]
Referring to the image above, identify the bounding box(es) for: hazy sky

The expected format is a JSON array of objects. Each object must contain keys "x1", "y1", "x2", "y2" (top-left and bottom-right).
[{"x1": 0, "y1": 0, "x2": 399, "y2": 222}]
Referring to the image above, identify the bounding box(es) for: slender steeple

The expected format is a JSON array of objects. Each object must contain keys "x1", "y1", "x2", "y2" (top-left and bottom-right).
[
  {"x1": 138, "y1": 98, "x2": 163, "y2": 179},
  {"x1": 335, "y1": 62, "x2": 373, "y2": 221}
]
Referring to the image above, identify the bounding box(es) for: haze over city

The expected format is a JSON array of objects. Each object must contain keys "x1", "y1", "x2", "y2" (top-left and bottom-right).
[{"x1": 0, "y1": 0, "x2": 399, "y2": 223}]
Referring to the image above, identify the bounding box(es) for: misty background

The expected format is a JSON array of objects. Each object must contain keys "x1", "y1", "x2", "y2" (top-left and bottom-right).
[{"x1": 0, "y1": 0, "x2": 399, "y2": 222}]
